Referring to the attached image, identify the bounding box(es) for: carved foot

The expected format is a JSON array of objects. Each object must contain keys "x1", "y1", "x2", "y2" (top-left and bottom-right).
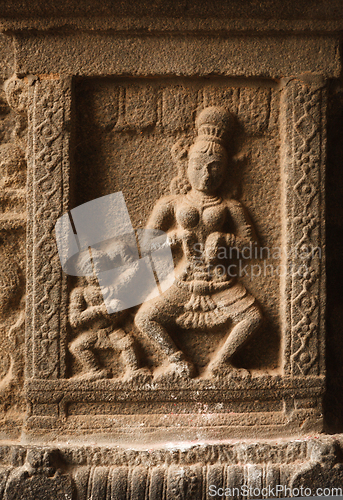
[
  {"x1": 123, "y1": 367, "x2": 152, "y2": 384},
  {"x1": 73, "y1": 368, "x2": 110, "y2": 380},
  {"x1": 231, "y1": 368, "x2": 251, "y2": 380},
  {"x1": 204, "y1": 359, "x2": 251, "y2": 380},
  {"x1": 155, "y1": 351, "x2": 196, "y2": 382},
  {"x1": 204, "y1": 358, "x2": 234, "y2": 379}
]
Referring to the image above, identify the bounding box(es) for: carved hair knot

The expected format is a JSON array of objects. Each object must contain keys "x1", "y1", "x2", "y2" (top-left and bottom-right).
[{"x1": 195, "y1": 106, "x2": 233, "y2": 145}]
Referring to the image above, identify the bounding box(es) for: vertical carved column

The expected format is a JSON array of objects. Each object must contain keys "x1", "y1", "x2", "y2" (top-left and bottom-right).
[
  {"x1": 280, "y1": 77, "x2": 326, "y2": 377},
  {"x1": 26, "y1": 78, "x2": 71, "y2": 379}
]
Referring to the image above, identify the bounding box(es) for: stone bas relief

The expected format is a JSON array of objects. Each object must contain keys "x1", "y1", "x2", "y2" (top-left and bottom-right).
[
  {"x1": 20, "y1": 76, "x2": 325, "y2": 442},
  {"x1": 134, "y1": 107, "x2": 263, "y2": 381},
  {"x1": 74, "y1": 79, "x2": 282, "y2": 378},
  {"x1": 68, "y1": 107, "x2": 263, "y2": 383},
  {"x1": 0, "y1": 0, "x2": 336, "y2": 494},
  {"x1": 68, "y1": 250, "x2": 151, "y2": 382}
]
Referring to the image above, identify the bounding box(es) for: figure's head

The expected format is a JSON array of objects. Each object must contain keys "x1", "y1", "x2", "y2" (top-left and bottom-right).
[
  {"x1": 4, "y1": 76, "x2": 27, "y2": 114},
  {"x1": 187, "y1": 107, "x2": 233, "y2": 194},
  {"x1": 78, "y1": 248, "x2": 112, "y2": 285}
]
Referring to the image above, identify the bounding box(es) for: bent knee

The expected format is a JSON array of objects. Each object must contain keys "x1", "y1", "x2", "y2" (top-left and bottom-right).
[
  {"x1": 69, "y1": 339, "x2": 81, "y2": 355},
  {"x1": 248, "y1": 304, "x2": 263, "y2": 328},
  {"x1": 69, "y1": 333, "x2": 93, "y2": 353},
  {"x1": 234, "y1": 304, "x2": 263, "y2": 330},
  {"x1": 134, "y1": 304, "x2": 158, "y2": 330}
]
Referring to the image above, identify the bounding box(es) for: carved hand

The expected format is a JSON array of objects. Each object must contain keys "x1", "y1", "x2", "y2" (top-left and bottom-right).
[
  {"x1": 80, "y1": 304, "x2": 107, "y2": 323},
  {"x1": 205, "y1": 232, "x2": 228, "y2": 263},
  {"x1": 225, "y1": 233, "x2": 237, "y2": 248},
  {"x1": 167, "y1": 229, "x2": 195, "y2": 247},
  {"x1": 106, "y1": 299, "x2": 125, "y2": 314}
]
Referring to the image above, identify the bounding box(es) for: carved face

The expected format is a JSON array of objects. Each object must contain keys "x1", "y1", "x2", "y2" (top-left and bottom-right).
[{"x1": 187, "y1": 144, "x2": 227, "y2": 194}]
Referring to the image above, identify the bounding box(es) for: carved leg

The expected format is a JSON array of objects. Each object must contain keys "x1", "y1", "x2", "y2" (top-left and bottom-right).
[
  {"x1": 120, "y1": 341, "x2": 139, "y2": 371},
  {"x1": 135, "y1": 313, "x2": 179, "y2": 357},
  {"x1": 207, "y1": 304, "x2": 263, "y2": 378},
  {"x1": 69, "y1": 331, "x2": 108, "y2": 380},
  {"x1": 112, "y1": 331, "x2": 152, "y2": 383},
  {"x1": 135, "y1": 294, "x2": 195, "y2": 380}
]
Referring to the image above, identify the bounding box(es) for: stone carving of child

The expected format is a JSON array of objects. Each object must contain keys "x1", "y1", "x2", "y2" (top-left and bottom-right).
[{"x1": 69, "y1": 247, "x2": 151, "y2": 382}]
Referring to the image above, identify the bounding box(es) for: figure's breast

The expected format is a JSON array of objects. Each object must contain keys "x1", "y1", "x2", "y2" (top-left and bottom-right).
[
  {"x1": 202, "y1": 205, "x2": 226, "y2": 231},
  {"x1": 175, "y1": 202, "x2": 226, "y2": 232},
  {"x1": 176, "y1": 204, "x2": 200, "y2": 229}
]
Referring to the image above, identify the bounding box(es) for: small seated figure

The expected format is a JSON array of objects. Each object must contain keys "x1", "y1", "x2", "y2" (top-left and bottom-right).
[
  {"x1": 135, "y1": 106, "x2": 263, "y2": 381},
  {"x1": 69, "y1": 248, "x2": 150, "y2": 382}
]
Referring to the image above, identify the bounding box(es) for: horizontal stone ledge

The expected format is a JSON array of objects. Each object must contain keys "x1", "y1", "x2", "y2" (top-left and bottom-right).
[
  {"x1": 0, "y1": 437, "x2": 324, "y2": 467},
  {"x1": 24, "y1": 375, "x2": 325, "y2": 398},
  {"x1": 3, "y1": 17, "x2": 343, "y2": 33},
  {"x1": 13, "y1": 33, "x2": 341, "y2": 78}
]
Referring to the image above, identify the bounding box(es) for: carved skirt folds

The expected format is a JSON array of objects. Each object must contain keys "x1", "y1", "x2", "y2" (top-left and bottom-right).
[{"x1": 155, "y1": 279, "x2": 256, "y2": 330}]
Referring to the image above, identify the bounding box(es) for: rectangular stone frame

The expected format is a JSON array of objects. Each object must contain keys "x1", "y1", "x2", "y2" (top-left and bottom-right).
[{"x1": 24, "y1": 39, "x2": 327, "y2": 442}]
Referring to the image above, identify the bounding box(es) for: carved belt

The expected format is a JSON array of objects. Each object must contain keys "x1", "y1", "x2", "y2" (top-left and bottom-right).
[{"x1": 175, "y1": 279, "x2": 234, "y2": 329}]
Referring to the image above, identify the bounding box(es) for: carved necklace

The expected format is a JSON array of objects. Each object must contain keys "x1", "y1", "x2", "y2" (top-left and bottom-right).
[{"x1": 186, "y1": 190, "x2": 222, "y2": 209}]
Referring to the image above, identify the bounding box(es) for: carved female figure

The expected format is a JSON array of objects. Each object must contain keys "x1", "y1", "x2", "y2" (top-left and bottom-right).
[{"x1": 135, "y1": 107, "x2": 262, "y2": 380}]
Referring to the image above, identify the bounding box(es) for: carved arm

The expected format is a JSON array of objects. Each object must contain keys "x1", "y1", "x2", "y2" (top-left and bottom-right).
[{"x1": 69, "y1": 287, "x2": 108, "y2": 328}]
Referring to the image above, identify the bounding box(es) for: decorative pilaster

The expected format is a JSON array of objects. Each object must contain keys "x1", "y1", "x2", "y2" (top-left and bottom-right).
[
  {"x1": 26, "y1": 78, "x2": 71, "y2": 379},
  {"x1": 280, "y1": 77, "x2": 326, "y2": 377}
]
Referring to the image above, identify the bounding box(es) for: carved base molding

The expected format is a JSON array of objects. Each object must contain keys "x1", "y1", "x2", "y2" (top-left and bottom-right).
[
  {"x1": 0, "y1": 436, "x2": 343, "y2": 499},
  {"x1": 24, "y1": 377, "x2": 324, "y2": 442}
]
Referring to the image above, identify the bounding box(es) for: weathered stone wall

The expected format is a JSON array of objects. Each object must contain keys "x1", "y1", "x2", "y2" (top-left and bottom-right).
[{"x1": 0, "y1": 1, "x2": 342, "y2": 498}]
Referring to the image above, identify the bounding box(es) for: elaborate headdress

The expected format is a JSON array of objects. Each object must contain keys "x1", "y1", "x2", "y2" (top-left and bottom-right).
[
  {"x1": 194, "y1": 106, "x2": 233, "y2": 146},
  {"x1": 170, "y1": 106, "x2": 233, "y2": 195}
]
